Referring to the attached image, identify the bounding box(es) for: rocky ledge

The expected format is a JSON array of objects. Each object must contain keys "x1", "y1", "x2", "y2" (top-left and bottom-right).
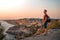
[
  {"x1": 6, "y1": 24, "x2": 40, "y2": 40},
  {"x1": 21, "y1": 29, "x2": 60, "y2": 40}
]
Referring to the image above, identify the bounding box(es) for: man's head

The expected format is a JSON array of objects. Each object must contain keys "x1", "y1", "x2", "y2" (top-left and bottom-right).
[{"x1": 44, "y1": 9, "x2": 47, "y2": 14}]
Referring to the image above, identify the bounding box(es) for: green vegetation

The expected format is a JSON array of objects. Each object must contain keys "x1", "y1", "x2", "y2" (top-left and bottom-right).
[{"x1": 0, "y1": 26, "x2": 5, "y2": 40}]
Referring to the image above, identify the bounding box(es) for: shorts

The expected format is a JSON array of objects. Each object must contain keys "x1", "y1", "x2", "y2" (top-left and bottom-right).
[{"x1": 43, "y1": 22, "x2": 48, "y2": 28}]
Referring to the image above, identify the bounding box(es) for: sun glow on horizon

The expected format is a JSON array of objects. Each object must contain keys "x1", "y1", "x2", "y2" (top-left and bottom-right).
[{"x1": 0, "y1": 0, "x2": 60, "y2": 19}]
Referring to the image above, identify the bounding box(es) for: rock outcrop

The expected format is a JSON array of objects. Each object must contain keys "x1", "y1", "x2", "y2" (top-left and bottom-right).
[
  {"x1": 21, "y1": 29, "x2": 60, "y2": 40},
  {"x1": 6, "y1": 24, "x2": 40, "y2": 40}
]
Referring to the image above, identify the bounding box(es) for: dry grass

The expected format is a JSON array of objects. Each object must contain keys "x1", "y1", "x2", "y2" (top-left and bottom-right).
[{"x1": 47, "y1": 20, "x2": 60, "y2": 29}]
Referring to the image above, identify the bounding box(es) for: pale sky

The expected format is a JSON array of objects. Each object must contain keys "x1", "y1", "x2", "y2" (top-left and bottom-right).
[{"x1": 0, "y1": 0, "x2": 60, "y2": 19}]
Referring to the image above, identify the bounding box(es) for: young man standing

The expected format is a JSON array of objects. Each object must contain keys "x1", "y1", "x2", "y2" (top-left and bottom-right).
[
  {"x1": 43, "y1": 9, "x2": 50, "y2": 35},
  {"x1": 33, "y1": 9, "x2": 50, "y2": 36}
]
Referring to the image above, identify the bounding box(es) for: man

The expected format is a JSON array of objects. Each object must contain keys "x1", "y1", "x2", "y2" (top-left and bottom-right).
[
  {"x1": 43, "y1": 9, "x2": 50, "y2": 35},
  {"x1": 33, "y1": 9, "x2": 50, "y2": 36}
]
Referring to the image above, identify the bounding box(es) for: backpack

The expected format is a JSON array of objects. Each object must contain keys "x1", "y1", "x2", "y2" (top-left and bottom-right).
[{"x1": 46, "y1": 16, "x2": 51, "y2": 22}]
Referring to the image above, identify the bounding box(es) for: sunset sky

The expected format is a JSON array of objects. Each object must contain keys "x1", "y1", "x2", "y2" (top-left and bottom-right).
[{"x1": 0, "y1": 0, "x2": 60, "y2": 19}]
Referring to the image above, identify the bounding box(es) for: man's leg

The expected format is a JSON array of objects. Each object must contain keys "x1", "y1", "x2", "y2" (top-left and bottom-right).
[{"x1": 42, "y1": 22, "x2": 48, "y2": 36}]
